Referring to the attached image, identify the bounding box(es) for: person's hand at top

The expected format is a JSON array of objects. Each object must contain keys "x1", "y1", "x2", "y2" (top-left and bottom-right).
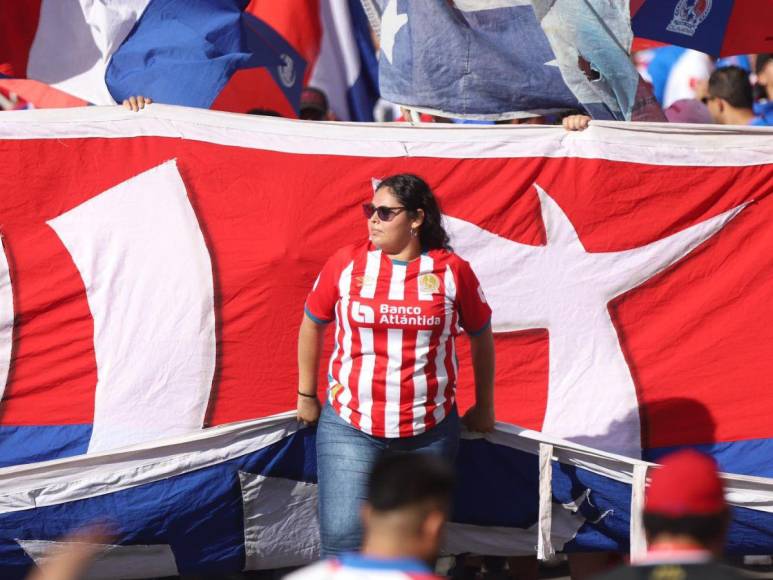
[
  {"x1": 122, "y1": 95, "x2": 152, "y2": 112},
  {"x1": 562, "y1": 114, "x2": 591, "y2": 131}
]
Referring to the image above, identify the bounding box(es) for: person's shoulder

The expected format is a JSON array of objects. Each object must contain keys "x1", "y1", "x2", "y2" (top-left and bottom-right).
[
  {"x1": 594, "y1": 563, "x2": 643, "y2": 580},
  {"x1": 284, "y1": 559, "x2": 339, "y2": 580},
  {"x1": 428, "y1": 248, "x2": 468, "y2": 269},
  {"x1": 326, "y1": 241, "x2": 369, "y2": 267},
  {"x1": 595, "y1": 562, "x2": 744, "y2": 580}
]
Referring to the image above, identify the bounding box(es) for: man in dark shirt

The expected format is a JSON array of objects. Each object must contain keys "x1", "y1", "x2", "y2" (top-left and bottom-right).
[{"x1": 597, "y1": 449, "x2": 742, "y2": 580}]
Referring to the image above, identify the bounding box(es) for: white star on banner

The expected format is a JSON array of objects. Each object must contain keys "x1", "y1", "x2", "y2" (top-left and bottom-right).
[
  {"x1": 380, "y1": 0, "x2": 407, "y2": 65},
  {"x1": 446, "y1": 184, "x2": 749, "y2": 458}
]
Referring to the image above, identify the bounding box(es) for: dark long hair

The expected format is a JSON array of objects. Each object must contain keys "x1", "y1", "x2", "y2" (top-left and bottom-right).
[{"x1": 377, "y1": 174, "x2": 452, "y2": 251}]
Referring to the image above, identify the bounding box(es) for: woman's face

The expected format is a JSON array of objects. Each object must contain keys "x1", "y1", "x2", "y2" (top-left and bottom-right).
[{"x1": 367, "y1": 187, "x2": 422, "y2": 254}]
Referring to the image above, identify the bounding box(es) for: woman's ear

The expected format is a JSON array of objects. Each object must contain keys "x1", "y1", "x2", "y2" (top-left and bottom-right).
[{"x1": 412, "y1": 208, "x2": 425, "y2": 229}]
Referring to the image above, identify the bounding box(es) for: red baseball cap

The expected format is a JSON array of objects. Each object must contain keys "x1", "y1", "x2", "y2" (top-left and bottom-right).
[{"x1": 645, "y1": 450, "x2": 726, "y2": 517}]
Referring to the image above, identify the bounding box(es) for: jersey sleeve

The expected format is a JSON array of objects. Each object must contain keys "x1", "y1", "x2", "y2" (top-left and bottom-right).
[
  {"x1": 455, "y1": 258, "x2": 492, "y2": 336},
  {"x1": 304, "y1": 251, "x2": 344, "y2": 324}
]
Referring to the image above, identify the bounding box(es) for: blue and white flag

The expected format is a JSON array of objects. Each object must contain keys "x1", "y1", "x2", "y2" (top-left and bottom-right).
[
  {"x1": 374, "y1": 0, "x2": 663, "y2": 121},
  {"x1": 308, "y1": 0, "x2": 380, "y2": 121}
]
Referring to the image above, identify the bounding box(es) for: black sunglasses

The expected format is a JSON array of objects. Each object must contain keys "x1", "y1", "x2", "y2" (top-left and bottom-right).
[{"x1": 362, "y1": 203, "x2": 407, "y2": 221}]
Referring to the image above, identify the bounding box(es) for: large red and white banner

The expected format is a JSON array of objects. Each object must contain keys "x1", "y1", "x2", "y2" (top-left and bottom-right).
[
  {"x1": 0, "y1": 106, "x2": 772, "y2": 576},
  {"x1": 0, "y1": 106, "x2": 772, "y2": 466}
]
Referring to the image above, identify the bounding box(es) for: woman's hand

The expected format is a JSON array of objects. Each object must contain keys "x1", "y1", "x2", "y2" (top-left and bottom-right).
[
  {"x1": 297, "y1": 393, "x2": 322, "y2": 425},
  {"x1": 461, "y1": 403, "x2": 495, "y2": 433}
]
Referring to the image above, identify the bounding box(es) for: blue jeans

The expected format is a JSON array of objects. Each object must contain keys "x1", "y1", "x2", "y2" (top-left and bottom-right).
[{"x1": 316, "y1": 403, "x2": 460, "y2": 557}]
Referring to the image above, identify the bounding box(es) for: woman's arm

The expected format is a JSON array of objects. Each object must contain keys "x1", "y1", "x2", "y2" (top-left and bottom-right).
[
  {"x1": 461, "y1": 324, "x2": 495, "y2": 432},
  {"x1": 297, "y1": 313, "x2": 327, "y2": 424}
]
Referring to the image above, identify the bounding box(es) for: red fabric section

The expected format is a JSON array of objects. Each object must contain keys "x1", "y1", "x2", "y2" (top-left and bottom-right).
[
  {"x1": 0, "y1": 1, "x2": 42, "y2": 77},
  {"x1": 631, "y1": 38, "x2": 668, "y2": 52},
  {"x1": 245, "y1": 0, "x2": 322, "y2": 85},
  {"x1": 210, "y1": 68, "x2": 297, "y2": 118},
  {"x1": 0, "y1": 139, "x2": 771, "y2": 450},
  {"x1": 0, "y1": 79, "x2": 88, "y2": 108},
  {"x1": 0, "y1": 225, "x2": 96, "y2": 425},
  {"x1": 629, "y1": 0, "x2": 648, "y2": 17},
  {"x1": 720, "y1": 2, "x2": 773, "y2": 57}
]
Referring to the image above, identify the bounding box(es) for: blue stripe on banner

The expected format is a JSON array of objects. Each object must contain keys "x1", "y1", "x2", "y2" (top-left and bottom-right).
[
  {"x1": 0, "y1": 427, "x2": 316, "y2": 579},
  {"x1": 553, "y1": 461, "x2": 632, "y2": 552},
  {"x1": 645, "y1": 438, "x2": 773, "y2": 479},
  {"x1": 453, "y1": 439, "x2": 634, "y2": 551},
  {"x1": 452, "y1": 438, "x2": 539, "y2": 527},
  {"x1": 346, "y1": 0, "x2": 379, "y2": 122},
  {"x1": 631, "y1": 0, "x2": 735, "y2": 57},
  {"x1": 728, "y1": 505, "x2": 773, "y2": 554},
  {"x1": 0, "y1": 425, "x2": 92, "y2": 468}
]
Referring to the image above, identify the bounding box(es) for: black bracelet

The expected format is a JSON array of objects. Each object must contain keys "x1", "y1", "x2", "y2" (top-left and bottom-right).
[{"x1": 297, "y1": 390, "x2": 317, "y2": 398}]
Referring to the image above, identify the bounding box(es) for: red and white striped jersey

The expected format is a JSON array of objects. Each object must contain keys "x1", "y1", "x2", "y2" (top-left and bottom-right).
[
  {"x1": 305, "y1": 242, "x2": 491, "y2": 438},
  {"x1": 285, "y1": 555, "x2": 441, "y2": 580}
]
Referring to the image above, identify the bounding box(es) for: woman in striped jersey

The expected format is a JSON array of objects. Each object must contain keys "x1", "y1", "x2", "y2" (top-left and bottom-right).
[{"x1": 297, "y1": 174, "x2": 495, "y2": 557}]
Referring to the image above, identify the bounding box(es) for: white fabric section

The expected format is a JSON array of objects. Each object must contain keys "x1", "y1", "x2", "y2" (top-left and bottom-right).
[
  {"x1": 327, "y1": 259, "x2": 354, "y2": 395},
  {"x1": 0, "y1": 106, "x2": 772, "y2": 166},
  {"x1": 26, "y1": 0, "x2": 151, "y2": 104},
  {"x1": 417, "y1": 254, "x2": 435, "y2": 301},
  {"x1": 308, "y1": 1, "x2": 362, "y2": 121},
  {"x1": 384, "y1": 329, "x2": 403, "y2": 437},
  {"x1": 2, "y1": 413, "x2": 773, "y2": 558},
  {"x1": 337, "y1": 263, "x2": 355, "y2": 421},
  {"x1": 17, "y1": 540, "x2": 178, "y2": 580},
  {"x1": 357, "y1": 327, "x2": 375, "y2": 434},
  {"x1": 0, "y1": 411, "x2": 297, "y2": 514},
  {"x1": 630, "y1": 463, "x2": 649, "y2": 560},
  {"x1": 537, "y1": 443, "x2": 555, "y2": 560},
  {"x1": 446, "y1": 187, "x2": 749, "y2": 458},
  {"x1": 379, "y1": 0, "x2": 407, "y2": 66},
  {"x1": 239, "y1": 472, "x2": 320, "y2": 569},
  {"x1": 287, "y1": 560, "x2": 429, "y2": 580},
  {"x1": 432, "y1": 266, "x2": 456, "y2": 422},
  {"x1": 47, "y1": 160, "x2": 216, "y2": 453},
  {"x1": 361, "y1": 250, "x2": 381, "y2": 299},
  {"x1": 388, "y1": 262, "x2": 406, "y2": 300},
  {"x1": 412, "y1": 330, "x2": 432, "y2": 434},
  {"x1": 447, "y1": 266, "x2": 459, "y2": 377},
  {"x1": 0, "y1": 240, "x2": 13, "y2": 402}
]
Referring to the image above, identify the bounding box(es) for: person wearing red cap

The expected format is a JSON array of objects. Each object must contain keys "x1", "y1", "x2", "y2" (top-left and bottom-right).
[{"x1": 597, "y1": 449, "x2": 742, "y2": 580}]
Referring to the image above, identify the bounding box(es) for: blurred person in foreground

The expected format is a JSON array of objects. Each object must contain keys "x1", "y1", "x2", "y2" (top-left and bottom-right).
[
  {"x1": 703, "y1": 66, "x2": 767, "y2": 126},
  {"x1": 753, "y1": 54, "x2": 773, "y2": 124},
  {"x1": 286, "y1": 453, "x2": 453, "y2": 580},
  {"x1": 596, "y1": 449, "x2": 741, "y2": 580},
  {"x1": 25, "y1": 526, "x2": 111, "y2": 580}
]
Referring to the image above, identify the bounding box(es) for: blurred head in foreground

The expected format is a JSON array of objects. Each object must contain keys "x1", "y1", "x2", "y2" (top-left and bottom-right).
[
  {"x1": 361, "y1": 453, "x2": 455, "y2": 564},
  {"x1": 644, "y1": 449, "x2": 728, "y2": 556},
  {"x1": 703, "y1": 66, "x2": 755, "y2": 125}
]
